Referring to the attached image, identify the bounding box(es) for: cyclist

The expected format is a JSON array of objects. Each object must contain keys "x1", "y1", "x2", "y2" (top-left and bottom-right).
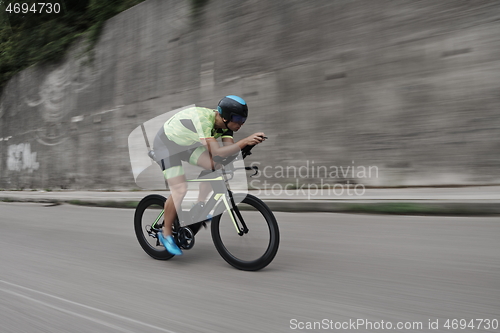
[{"x1": 152, "y1": 95, "x2": 266, "y2": 255}]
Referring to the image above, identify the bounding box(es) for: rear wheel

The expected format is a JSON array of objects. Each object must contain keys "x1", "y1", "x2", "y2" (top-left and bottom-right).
[
  {"x1": 134, "y1": 194, "x2": 174, "y2": 260},
  {"x1": 211, "y1": 193, "x2": 279, "y2": 271}
]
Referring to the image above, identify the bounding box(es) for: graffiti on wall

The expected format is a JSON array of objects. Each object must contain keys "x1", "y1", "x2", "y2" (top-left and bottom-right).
[
  {"x1": 7, "y1": 143, "x2": 40, "y2": 173},
  {"x1": 26, "y1": 55, "x2": 99, "y2": 146}
]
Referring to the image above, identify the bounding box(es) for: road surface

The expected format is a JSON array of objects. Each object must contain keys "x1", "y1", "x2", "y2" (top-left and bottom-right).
[{"x1": 1, "y1": 202, "x2": 499, "y2": 332}]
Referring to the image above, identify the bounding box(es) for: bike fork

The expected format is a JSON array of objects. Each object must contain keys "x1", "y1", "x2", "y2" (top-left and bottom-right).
[{"x1": 217, "y1": 191, "x2": 248, "y2": 236}]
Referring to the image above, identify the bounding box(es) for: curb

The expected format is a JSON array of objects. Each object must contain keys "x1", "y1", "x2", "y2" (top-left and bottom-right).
[
  {"x1": 263, "y1": 200, "x2": 500, "y2": 216},
  {"x1": 2, "y1": 196, "x2": 499, "y2": 216},
  {"x1": 0, "y1": 197, "x2": 140, "y2": 209}
]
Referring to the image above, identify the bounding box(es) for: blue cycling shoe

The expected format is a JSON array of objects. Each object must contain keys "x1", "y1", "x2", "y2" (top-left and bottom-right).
[{"x1": 158, "y1": 233, "x2": 183, "y2": 256}]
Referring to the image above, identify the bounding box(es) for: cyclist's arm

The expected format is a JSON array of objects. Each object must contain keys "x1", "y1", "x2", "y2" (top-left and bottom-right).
[
  {"x1": 221, "y1": 137, "x2": 234, "y2": 146},
  {"x1": 202, "y1": 132, "x2": 265, "y2": 158}
]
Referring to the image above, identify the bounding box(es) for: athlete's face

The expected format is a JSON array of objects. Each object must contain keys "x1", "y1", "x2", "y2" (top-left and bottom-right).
[
  {"x1": 226, "y1": 120, "x2": 242, "y2": 132},
  {"x1": 226, "y1": 114, "x2": 246, "y2": 131}
]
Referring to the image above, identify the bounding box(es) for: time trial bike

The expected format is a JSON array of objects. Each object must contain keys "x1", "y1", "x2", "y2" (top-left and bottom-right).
[{"x1": 134, "y1": 144, "x2": 280, "y2": 271}]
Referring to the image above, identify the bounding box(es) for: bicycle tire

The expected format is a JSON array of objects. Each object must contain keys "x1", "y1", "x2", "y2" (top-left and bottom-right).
[
  {"x1": 211, "y1": 193, "x2": 279, "y2": 271},
  {"x1": 134, "y1": 194, "x2": 174, "y2": 260}
]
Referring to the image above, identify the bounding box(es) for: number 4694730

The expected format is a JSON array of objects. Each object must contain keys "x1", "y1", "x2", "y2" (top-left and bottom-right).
[
  {"x1": 444, "y1": 319, "x2": 499, "y2": 330},
  {"x1": 5, "y1": 2, "x2": 61, "y2": 14}
]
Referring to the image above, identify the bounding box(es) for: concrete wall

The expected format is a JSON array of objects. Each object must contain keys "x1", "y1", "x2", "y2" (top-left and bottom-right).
[{"x1": 1, "y1": 0, "x2": 500, "y2": 189}]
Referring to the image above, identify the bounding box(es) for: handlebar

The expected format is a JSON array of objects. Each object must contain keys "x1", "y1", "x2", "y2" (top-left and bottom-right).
[
  {"x1": 242, "y1": 166, "x2": 259, "y2": 177},
  {"x1": 214, "y1": 136, "x2": 267, "y2": 164},
  {"x1": 242, "y1": 136, "x2": 267, "y2": 159},
  {"x1": 241, "y1": 144, "x2": 255, "y2": 159},
  {"x1": 212, "y1": 137, "x2": 267, "y2": 177}
]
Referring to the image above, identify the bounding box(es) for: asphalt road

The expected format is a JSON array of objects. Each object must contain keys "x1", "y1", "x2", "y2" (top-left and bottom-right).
[{"x1": 1, "y1": 202, "x2": 499, "y2": 333}]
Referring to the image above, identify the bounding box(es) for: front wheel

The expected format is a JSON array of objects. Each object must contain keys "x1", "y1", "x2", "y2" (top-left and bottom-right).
[{"x1": 211, "y1": 193, "x2": 280, "y2": 271}]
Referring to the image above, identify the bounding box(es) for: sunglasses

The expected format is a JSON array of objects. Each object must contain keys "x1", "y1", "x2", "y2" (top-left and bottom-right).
[{"x1": 230, "y1": 114, "x2": 247, "y2": 125}]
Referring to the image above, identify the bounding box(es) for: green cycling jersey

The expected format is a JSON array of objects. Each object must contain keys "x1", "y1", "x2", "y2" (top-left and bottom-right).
[{"x1": 164, "y1": 107, "x2": 233, "y2": 146}]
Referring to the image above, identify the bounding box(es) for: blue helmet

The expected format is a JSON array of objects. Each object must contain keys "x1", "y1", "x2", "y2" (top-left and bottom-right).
[{"x1": 217, "y1": 95, "x2": 248, "y2": 122}]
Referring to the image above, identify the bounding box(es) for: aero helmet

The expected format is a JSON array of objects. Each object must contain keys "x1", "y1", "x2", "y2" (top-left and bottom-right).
[{"x1": 217, "y1": 95, "x2": 248, "y2": 125}]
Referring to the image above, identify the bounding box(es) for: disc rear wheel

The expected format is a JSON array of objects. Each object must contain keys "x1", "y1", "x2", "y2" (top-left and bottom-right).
[{"x1": 134, "y1": 194, "x2": 174, "y2": 260}]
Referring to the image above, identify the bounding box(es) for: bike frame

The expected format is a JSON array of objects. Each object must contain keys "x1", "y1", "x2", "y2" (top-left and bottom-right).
[{"x1": 152, "y1": 163, "x2": 249, "y2": 236}]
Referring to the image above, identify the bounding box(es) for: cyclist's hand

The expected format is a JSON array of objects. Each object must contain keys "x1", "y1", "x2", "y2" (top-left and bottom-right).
[{"x1": 246, "y1": 132, "x2": 266, "y2": 146}]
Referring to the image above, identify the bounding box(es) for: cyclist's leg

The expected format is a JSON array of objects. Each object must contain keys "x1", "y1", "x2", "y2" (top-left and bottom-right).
[
  {"x1": 189, "y1": 147, "x2": 214, "y2": 203},
  {"x1": 197, "y1": 182, "x2": 212, "y2": 203},
  {"x1": 151, "y1": 130, "x2": 192, "y2": 254},
  {"x1": 159, "y1": 165, "x2": 186, "y2": 255},
  {"x1": 163, "y1": 173, "x2": 187, "y2": 237},
  {"x1": 152, "y1": 130, "x2": 188, "y2": 236}
]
